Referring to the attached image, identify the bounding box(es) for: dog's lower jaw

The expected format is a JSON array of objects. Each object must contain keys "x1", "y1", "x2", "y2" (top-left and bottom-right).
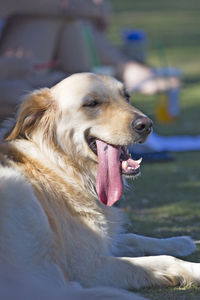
[{"x1": 75, "y1": 148, "x2": 141, "y2": 207}]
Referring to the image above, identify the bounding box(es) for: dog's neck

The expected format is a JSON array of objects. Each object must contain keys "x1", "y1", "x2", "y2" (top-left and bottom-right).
[{"x1": 3, "y1": 139, "x2": 98, "y2": 208}]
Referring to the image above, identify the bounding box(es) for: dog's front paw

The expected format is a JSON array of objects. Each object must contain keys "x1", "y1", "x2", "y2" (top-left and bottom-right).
[{"x1": 164, "y1": 236, "x2": 196, "y2": 257}]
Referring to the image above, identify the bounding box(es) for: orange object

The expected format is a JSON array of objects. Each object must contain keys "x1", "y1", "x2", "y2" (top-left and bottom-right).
[{"x1": 156, "y1": 93, "x2": 176, "y2": 123}]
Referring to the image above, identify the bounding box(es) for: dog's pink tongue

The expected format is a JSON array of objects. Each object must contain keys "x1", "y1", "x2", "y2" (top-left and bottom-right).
[{"x1": 96, "y1": 140, "x2": 123, "y2": 206}]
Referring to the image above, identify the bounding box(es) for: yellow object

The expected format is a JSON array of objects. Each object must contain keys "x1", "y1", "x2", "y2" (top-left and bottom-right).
[{"x1": 155, "y1": 93, "x2": 175, "y2": 123}]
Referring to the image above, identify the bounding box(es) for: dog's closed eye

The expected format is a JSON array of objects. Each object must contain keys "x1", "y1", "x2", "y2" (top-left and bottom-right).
[{"x1": 83, "y1": 100, "x2": 101, "y2": 108}]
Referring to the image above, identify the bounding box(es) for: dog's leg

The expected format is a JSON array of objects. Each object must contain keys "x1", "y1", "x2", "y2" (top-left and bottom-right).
[
  {"x1": 80, "y1": 255, "x2": 200, "y2": 289},
  {"x1": 114, "y1": 233, "x2": 196, "y2": 257},
  {"x1": 0, "y1": 265, "x2": 148, "y2": 300}
]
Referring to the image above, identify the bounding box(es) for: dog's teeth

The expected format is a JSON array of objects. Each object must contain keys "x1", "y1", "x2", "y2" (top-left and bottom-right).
[
  {"x1": 135, "y1": 157, "x2": 143, "y2": 164},
  {"x1": 126, "y1": 148, "x2": 132, "y2": 158},
  {"x1": 122, "y1": 161, "x2": 128, "y2": 169},
  {"x1": 128, "y1": 166, "x2": 134, "y2": 170}
]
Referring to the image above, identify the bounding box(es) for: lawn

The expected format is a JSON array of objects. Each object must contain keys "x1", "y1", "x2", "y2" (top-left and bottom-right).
[{"x1": 109, "y1": 0, "x2": 200, "y2": 299}]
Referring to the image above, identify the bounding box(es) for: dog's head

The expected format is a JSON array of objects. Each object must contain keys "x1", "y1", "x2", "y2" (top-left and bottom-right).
[{"x1": 7, "y1": 73, "x2": 152, "y2": 206}]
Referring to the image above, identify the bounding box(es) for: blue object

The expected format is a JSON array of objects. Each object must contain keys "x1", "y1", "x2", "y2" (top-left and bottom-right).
[
  {"x1": 122, "y1": 29, "x2": 147, "y2": 62},
  {"x1": 123, "y1": 29, "x2": 147, "y2": 42}
]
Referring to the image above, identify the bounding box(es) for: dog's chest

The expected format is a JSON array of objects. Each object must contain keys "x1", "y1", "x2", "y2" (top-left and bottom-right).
[
  {"x1": 38, "y1": 191, "x2": 116, "y2": 279},
  {"x1": 33, "y1": 178, "x2": 116, "y2": 258}
]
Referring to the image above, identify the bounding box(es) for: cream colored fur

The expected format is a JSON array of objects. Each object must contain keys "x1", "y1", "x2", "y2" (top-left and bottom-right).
[{"x1": 0, "y1": 73, "x2": 199, "y2": 299}]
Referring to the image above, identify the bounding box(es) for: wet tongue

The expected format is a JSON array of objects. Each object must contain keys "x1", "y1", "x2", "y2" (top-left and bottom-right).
[{"x1": 96, "y1": 140, "x2": 123, "y2": 206}]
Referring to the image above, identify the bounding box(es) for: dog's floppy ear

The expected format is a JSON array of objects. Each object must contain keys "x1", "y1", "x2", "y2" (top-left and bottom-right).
[{"x1": 6, "y1": 88, "x2": 55, "y2": 141}]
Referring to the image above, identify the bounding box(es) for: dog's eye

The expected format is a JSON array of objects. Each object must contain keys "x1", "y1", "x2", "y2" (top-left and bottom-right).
[
  {"x1": 124, "y1": 91, "x2": 130, "y2": 103},
  {"x1": 83, "y1": 100, "x2": 100, "y2": 108}
]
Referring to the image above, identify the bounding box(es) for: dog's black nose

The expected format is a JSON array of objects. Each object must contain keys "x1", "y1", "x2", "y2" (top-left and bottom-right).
[{"x1": 132, "y1": 116, "x2": 153, "y2": 134}]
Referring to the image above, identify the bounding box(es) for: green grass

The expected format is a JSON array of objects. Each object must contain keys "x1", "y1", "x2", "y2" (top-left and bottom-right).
[{"x1": 109, "y1": 1, "x2": 200, "y2": 299}]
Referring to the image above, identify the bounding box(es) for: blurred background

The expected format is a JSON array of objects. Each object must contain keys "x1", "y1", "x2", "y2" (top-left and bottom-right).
[{"x1": 108, "y1": 0, "x2": 200, "y2": 135}]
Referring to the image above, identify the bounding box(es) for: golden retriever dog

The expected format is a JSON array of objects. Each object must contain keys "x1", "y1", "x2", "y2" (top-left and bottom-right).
[{"x1": 0, "y1": 73, "x2": 199, "y2": 299}]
